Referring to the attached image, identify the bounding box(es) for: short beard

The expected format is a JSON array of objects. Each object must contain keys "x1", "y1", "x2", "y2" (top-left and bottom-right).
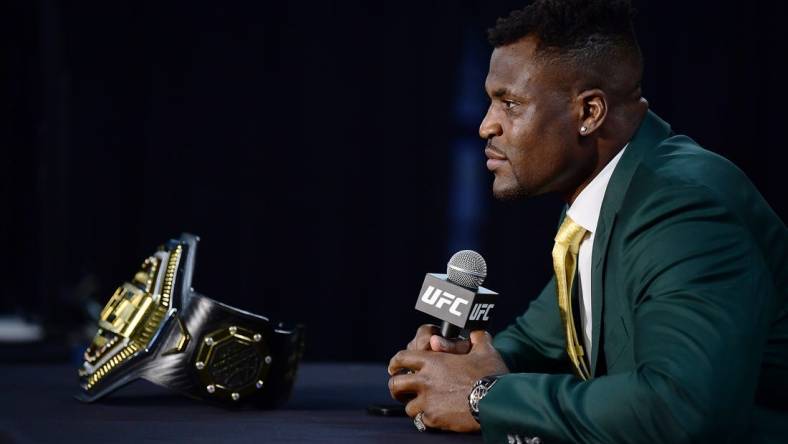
[
  {"x1": 492, "y1": 184, "x2": 532, "y2": 202},
  {"x1": 491, "y1": 169, "x2": 534, "y2": 201}
]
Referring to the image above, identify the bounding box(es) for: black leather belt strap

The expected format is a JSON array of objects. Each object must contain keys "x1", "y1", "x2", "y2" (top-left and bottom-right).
[{"x1": 142, "y1": 293, "x2": 306, "y2": 406}]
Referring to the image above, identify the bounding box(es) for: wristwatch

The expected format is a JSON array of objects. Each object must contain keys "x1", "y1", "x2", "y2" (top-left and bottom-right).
[{"x1": 468, "y1": 375, "x2": 500, "y2": 423}]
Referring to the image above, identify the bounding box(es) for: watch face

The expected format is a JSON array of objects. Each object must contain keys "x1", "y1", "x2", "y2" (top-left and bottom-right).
[
  {"x1": 470, "y1": 376, "x2": 500, "y2": 416},
  {"x1": 470, "y1": 384, "x2": 485, "y2": 412}
]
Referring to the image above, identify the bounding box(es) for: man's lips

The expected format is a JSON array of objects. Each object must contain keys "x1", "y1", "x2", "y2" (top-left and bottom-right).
[
  {"x1": 485, "y1": 145, "x2": 507, "y2": 171},
  {"x1": 484, "y1": 147, "x2": 507, "y2": 160}
]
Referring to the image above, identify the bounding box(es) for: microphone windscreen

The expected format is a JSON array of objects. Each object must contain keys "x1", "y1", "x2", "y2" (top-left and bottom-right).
[{"x1": 446, "y1": 250, "x2": 487, "y2": 290}]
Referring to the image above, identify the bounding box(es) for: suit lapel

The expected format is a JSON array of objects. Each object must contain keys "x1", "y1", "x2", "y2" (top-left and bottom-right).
[{"x1": 589, "y1": 110, "x2": 673, "y2": 376}]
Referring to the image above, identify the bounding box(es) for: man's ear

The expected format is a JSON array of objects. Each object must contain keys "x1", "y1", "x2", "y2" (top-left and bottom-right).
[{"x1": 576, "y1": 89, "x2": 607, "y2": 136}]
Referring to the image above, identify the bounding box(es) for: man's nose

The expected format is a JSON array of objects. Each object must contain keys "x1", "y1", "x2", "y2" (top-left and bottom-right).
[{"x1": 479, "y1": 109, "x2": 503, "y2": 140}]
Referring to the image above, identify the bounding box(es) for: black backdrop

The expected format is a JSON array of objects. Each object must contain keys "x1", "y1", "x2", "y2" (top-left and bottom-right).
[{"x1": 3, "y1": 0, "x2": 786, "y2": 362}]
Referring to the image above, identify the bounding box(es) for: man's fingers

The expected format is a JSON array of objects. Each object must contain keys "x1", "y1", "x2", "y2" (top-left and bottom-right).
[
  {"x1": 388, "y1": 372, "x2": 423, "y2": 402},
  {"x1": 407, "y1": 324, "x2": 440, "y2": 351},
  {"x1": 429, "y1": 335, "x2": 471, "y2": 354},
  {"x1": 404, "y1": 397, "x2": 425, "y2": 419},
  {"x1": 469, "y1": 330, "x2": 494, "y2": 349},
  {"x1": 405, "y1": 400, "x2": 436, "y2": 429},
  {"x1": 387, "y1": 350, "x2": 427, "y2": 376}
]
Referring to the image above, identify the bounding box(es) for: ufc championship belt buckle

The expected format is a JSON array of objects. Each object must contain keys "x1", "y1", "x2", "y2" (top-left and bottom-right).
[{"x1": 77, "y1": 233, "x2": 305, "y2": 406}]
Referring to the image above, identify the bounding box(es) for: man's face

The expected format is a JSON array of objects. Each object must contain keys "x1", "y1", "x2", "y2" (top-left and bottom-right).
[{"x1": 480, "y1": 36, "x2": 587, "y2": 201}]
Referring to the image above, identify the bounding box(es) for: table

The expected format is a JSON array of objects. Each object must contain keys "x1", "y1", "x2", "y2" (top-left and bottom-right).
[{"x1": 0, "y1": 363, "x2": 484, "y2": 443}]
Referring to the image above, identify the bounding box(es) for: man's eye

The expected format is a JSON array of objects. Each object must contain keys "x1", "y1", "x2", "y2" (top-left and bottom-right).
[{"x1": 503, "y1": 100, "x2": 518, "y2": 109}]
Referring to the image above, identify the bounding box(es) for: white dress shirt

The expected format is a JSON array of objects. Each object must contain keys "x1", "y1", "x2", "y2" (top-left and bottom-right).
[{"x1": 565, "y1": 144, "x2": 628, "y2": 358}]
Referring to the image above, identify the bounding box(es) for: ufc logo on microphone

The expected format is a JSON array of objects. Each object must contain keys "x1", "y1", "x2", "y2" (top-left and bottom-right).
[
  {"x1": 420, "y1": 286, "x2": 469, "y2": 316},
  {"x1": 469, "y1": 303, "x2": 494, "y2": 321}
]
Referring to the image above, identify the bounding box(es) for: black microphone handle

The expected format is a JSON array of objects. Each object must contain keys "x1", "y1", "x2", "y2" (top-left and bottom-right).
[{"x1": 440, "y1": 320, "x2": 461, "y2": 339}]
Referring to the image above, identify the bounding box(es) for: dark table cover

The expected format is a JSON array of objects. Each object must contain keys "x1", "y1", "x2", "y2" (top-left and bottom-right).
[{"x1": 0, "y1": 363, "x2": 484, "y2": 443}]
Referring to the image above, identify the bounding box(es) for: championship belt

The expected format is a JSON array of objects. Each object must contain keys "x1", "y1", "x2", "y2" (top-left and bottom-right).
[{"x1": 77, "y1": 233, "x2": 305, "y2": 406}]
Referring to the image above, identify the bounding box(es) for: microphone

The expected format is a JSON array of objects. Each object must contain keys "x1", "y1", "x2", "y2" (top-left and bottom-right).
[
  {"x1": 414, "y1": 250, "x2": 498, "y2": 339},
  {"x1": 369, "y1": 250, "x2": 499, "y2": 418}
]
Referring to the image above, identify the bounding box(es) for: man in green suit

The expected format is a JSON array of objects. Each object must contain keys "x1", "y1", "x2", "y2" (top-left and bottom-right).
[{"x1": 388, "y1": 0, "x2": 787, "y2": 442}]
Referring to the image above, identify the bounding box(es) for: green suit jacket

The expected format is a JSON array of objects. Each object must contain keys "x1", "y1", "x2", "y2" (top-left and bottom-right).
[{"x1": 482, "y1": 111, "x2": 788, "y2": 443}]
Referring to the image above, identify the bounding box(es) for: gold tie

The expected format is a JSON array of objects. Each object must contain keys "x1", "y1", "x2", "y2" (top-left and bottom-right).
[{"x1": 552, "y1": 215, "x2": 590, "y2": 380}]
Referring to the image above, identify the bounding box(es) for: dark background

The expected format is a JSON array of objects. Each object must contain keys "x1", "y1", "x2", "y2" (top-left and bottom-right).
[{"x1": 2, "y1": 0, "x2": 786, "y2": 363}]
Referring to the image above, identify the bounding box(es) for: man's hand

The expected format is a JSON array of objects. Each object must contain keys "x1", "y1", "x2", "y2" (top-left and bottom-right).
[
  {"x1": 406, "y1": 324, "x2": 471, "y2": 354},
  {"x1": 388, "y1": 330, "x2": 509, "y2": 432}
]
